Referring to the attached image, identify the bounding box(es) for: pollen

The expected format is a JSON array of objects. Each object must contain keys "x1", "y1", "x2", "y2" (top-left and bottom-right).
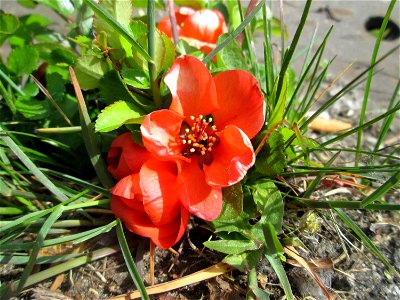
[{"x1": 179, "y1": 114, "x2": 219, "y2": 167}]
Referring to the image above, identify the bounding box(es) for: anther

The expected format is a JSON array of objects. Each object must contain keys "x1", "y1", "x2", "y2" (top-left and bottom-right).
[
  {"x1": 190, "y1": 148, "x2": 196, "y2": 153},
  {"x1": 190, "y1": 116, "x2": 195, "y2": 120}
]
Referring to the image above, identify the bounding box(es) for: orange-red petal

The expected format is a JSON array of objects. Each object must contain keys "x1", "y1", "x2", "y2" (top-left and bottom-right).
[
  {"x1": 177, "y1": 158, "x2": 222, "y2": 221},
  {"x1": 141, "y1": 109, "x2": 186, "y2": 161},
  {"x1": 180, "y1": 9, "x2": 226, "y2": 44},
  {"x1": 212, "y1": 70, "x2": 265, "y2": 139},
  {"x1": 140, "y1": 159, "x2": 181, "y2": 226},
  {"x1": 203, "y1": 125, "x2": 255, "y2": 187},
  {"x1": 165, "y1": 56, "x2": 219, "y2": 117},
  {"x1": 111, "y1": 195, "x2": 189, "y2": 249},
  {"x1": 157, "y1": 17, "x2": 176, "y2": 38},
  {"x1": 107, "y1": 132, "x2": 152, "y2": 180},
  {"x1": 111, "y1": 174, "x2": 143, "y2": 208}
]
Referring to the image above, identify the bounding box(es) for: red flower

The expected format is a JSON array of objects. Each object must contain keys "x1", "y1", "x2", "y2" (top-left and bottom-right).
[
  {"x1": 141, "y1": 56, "x2": 265, "y2": 221},
  {"x1": 157, "y1": 7, "x2": 227, "y2": 53},
  {"x1": 107, "y1": 132, "x2": 152, "y2": 180},
  {"x1": 108, "y1": 134, "x2": 189, "y2": 249}
]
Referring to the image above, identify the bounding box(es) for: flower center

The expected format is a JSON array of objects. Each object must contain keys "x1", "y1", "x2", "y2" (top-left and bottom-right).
[{"x1": 179, "y1": 115, "x2": 220, "y2": 168}]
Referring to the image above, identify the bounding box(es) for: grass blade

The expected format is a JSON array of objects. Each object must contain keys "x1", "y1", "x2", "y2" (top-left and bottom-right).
[
  {"x1": 69, "y1": 67, "x2": 114, "y2": 188},
  {"x1": 299, "y1": 45, "x2": 399, "y2": 133},
  {"x1": 0, "y1": 246, "x2": 120, "y2": 297},
  {"x1": 293, "y1": 199, "x2": 400, "y2": 210},
  {"x1": 83, "y1": 0, "x2": 153, "y2": 63},
  {"x1": 374, "y1": 80, "x2": 400, "y2": 151},
  {"x1": 274, "y1": 0, "x2": 312, "y2": 105},
  {"x1": 265, "y1": 254, "x2": 294, "y2": 300},
  {"x1": 0, "y1": 125, "x2": 68, "y2": 202},
  {"x1": 303, "y1": 152, "x2": 340, "y2": 199},
  {"x1": 203, "y1": 0, "x2": 265, "y2": 64},
  {"x1": 360, "y1": 171, "x2": 400, "y2": 208},
  {"x1": 334, "y1": 208, "x2": 400, "y2": 278},
  {"x1": 356, "y1": 0, "x2": 397, "y2": 164},
  {"x1": 16, "y1": 205, "x2": 64, "y2": 294},
  {"x1": 116, "y1": 219, "x2": 150, "y2": 300},
  {"x1": 30, "y1": 75, "x2": 74, "y2": 127},
  {"x1": 321, "y1": 101, "x2": 400, "y2": 147}
]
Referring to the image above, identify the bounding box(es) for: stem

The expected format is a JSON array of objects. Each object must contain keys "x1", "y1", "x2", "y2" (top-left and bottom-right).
[
  {"x1": 147, "y1": 0, "x2": 162, "y2": 108},
  {"x1": 167, "y1": 0, "x2": 179, "y2": 45}
]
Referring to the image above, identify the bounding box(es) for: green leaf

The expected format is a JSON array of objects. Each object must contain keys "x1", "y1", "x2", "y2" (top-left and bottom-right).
[
  {"x1": 174, "y1": 0, "x2": 205, "y2": 9},
  {"x1": 74, "y1": 55, "x2": 109, "y2": 90},
  {"x1": 251, "y1": 181, "x2": 284, "y2": 233},
  {"x1": 36, "y1": 0, "x2": 75, "y2": 18},
  {"x1": 222, "y1": 249, "x2": 263, "y2": 272},
  {"x1": 92, "y1": 0, "x2": 131, "y2": 48},
  {"x1": 95, "y1": 100, "x2": 144, "y2": 132},
  {"x1": 0, "y1": 14, "x2": 19, "y2": 34},
  {"x1": 85, "y1": 0, "x2": 152, "y2": 62},
  {"x1": 255, "y1": 131, "x2": 286, "y2": 177},
  {"x1": 7, "y1": 46, "x2": 39, "y2": 76},
  {"x1": 121, "y1": 63, "x2": 150, "y2": 89},
  {"x1": 15, "y1": 98, "x2": 50, "y2": 120},
  {"x1": 217, "y1": 183, "x2": 244, "y2": 221},
  {"x1": 99, "y1": 70, "x2": 138, "y2": 104},
  {"x1": 216, "y1": 33, "x2": 247, "y2": 70},
  {"x1": 17, "y1": 0, "x2": 37, "y2": 8},
  {"x1": 175, "y1": 39, "x2": 204, "y2": 59},
  {"x1": 130, "y1": 20, "x2": 174, "y2": 78},
  {"x1": 204, "y1": 239, "x2": 258, "y2": 255},
  {"x1": 132, "y1": 0, "x2": 165, "y2": 9}
]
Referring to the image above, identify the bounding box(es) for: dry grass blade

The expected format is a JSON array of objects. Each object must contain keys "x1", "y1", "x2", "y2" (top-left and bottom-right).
[
  {"x1": 109, "y1": 262, "x2": 234, "y2": 300},
  {"x1": 284, "y1": 246, "x2": 334, "y2": 299},
  {"x1": 30, "y1": 75, "x2": 74, "y2": 127}
]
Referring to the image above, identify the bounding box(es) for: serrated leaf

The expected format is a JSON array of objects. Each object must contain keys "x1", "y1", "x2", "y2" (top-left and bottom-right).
[
  {"x1": 129, "y1": 20, "x2": 175, "y2": 77},
  {"x1": 216, "y1": 33, "x2": 247, "y2": 70},
  {"x1": 255, "y1": 130, "x2": 286, "y2": 177},
  {"x1": 95, "y1": 100, "x2": 143, "y2": 132},
  {"x1": 121, "y1": 62, "x2": 150, "y2": 89},
  {"x1": 251, "y1": 181, "x2": 284, "y2": 233},
  {"x1": 0, "y1": 14, "x2": 19, "y2": 34},
  {"x1": 92, "y1": 0, "x2": 132, "y2": 49},
  {"x1": 100, "y1": 70, "x2": 136, "y2": 104},
  {"x1": 222, "y1": 249, "x2": 263, "y2": 272},
  {"x1": 7, "y1": 46, "x2": 39, "y2": 76},
  {"x1": 204, "y1": 240, "x2": 258, "y2": 255},
  {"x1": 74, "y1": 55, "x2": 109, "y2": 90},
  {"x1": 15, "y1": 97, "x2": 50, "y2": 120}
]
